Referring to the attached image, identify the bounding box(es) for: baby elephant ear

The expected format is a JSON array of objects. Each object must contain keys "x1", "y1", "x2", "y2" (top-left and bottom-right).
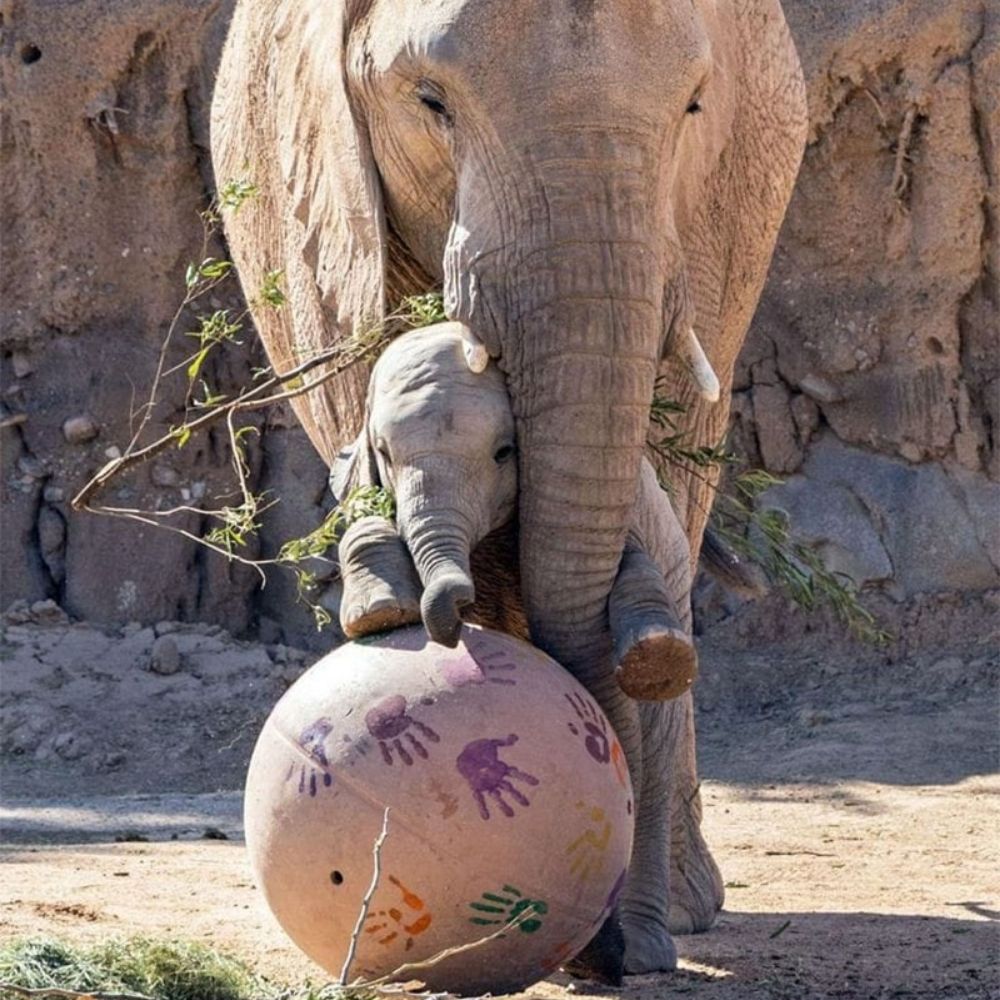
[{"x1": 329, "y1": 428, "x2": 381, "y2": 505}]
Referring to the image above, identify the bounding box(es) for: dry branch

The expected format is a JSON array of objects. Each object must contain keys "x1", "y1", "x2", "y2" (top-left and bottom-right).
[{"x1": 0, "y1": 985, "x2": 155, "y2": 1000}]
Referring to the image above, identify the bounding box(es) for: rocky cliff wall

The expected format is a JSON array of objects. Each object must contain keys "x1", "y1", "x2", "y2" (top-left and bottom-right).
[
  {"x1": 1, "y1": 0, "x2": 996, "y2": 646},
  {"x1": 737, "y1": 0, "x2": 998, "y2": 598}
]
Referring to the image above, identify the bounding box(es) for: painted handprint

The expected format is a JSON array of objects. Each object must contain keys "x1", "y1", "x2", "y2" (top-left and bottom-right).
[
  {"x1": 565, "y1": 691, "x2": 611, "y2": 764},
  {"x1": 456, "y1": 735, "x2": 539, "y2": 820},
  {"x1": 437, "y1": 644, "x2": 516, "y2": 688},
  {"x1": 466, "y1": 630, "x2": 519, "y2": 684},
  {"x1": 363, "y1": 874, "x2": 433, "y2": 951},
  {"x1": 285, "y1": 717, "x2": 335, "y2": 796},
  {"x1": 364, "y1": 695, "x2": 440, "y2": 766},
  {"x1": 469, "y1": 884, "x2": 548, "y2": 934},
  {"x1": 565, "y1": 802, "x2": 612, "y2": 882}
]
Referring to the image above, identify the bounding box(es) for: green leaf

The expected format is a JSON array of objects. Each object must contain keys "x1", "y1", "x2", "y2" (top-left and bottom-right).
[
  {"x1": 187, "y1": 347, "x2": 210, "y2": 380},
  {"x1": 258, "y1": 270, "x2": 286, "y2": 308}
]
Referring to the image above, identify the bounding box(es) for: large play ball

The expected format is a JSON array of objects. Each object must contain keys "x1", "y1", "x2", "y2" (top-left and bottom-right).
[{"x1": 244, "y1": 623, "x2": 634, "y2": 994}]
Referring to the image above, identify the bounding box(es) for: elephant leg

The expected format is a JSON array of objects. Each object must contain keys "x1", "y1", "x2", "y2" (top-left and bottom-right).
[
  {"x1": 562, "y1": 670, "x2": 644, "y2": 986},
  {"x1": 337, "y1": 516, "x2": 422, "y2": 638},
  {"x1": 668, "y1": 691, "x2": 725, "y2": 934},
  {"x1": 610, "y1": 543, "x2": 698, "y2": 701},
  {"x1": 616, "y1": 698, "x2": 683, "y2": 974}
]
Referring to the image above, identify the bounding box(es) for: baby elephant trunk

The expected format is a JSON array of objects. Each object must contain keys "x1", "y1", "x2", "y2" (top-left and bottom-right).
[{"x1": 395, "y1": 463, "x2": 478, "y2": 647}]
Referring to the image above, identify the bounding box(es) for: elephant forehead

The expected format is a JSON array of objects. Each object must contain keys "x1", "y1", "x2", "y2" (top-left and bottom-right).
[
  {"x1": 364, "y1": 0, "x2": 711, "y2": 105},
  {"x1": 374, "y1": 379, "x2": 513, "y2": 450}
]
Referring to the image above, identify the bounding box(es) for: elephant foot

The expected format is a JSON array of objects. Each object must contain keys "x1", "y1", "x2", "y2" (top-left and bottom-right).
[
  {"x1": 669, "y1": 852, "x2": 725, "y2": 934},
  {"x1": 621, "y1": 912, "x2": 678, "y2": 974},
  {"x1": 669, "y1": 778, "x2": 725, "y2": 934},
  {"x1": 610, "y1": 545, "x2": 697, "y2": 701},
  {"x1": 615, "y1": 626, "x2": 698, "y2": 701},
  {"x1": 338, "y1": 516, "x2": 422, "y2": 639},
  {"x1": 563, "y1": 912, "x2": 625, "y2": 986}
]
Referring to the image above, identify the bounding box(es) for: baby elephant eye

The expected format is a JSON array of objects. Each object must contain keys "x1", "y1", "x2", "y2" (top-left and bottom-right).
[{"x1": 493, "y1": 444, "x2": 515, "y2": 464}]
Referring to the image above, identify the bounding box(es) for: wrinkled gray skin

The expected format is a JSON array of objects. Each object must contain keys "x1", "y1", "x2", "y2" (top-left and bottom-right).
[
  {"x1": 333, "y1": 323, "x2": 700, "y2": 976},
  {"x1": 335, "y1": 323, "x2": 696, "y2": 700},
  {"x1": 212, "y1": 0, "x2": 807, "y2": 980}
]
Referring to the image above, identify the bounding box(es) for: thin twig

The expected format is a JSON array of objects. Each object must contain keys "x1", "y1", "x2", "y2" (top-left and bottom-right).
[
  {"x1": 339, "y1": 806, "x2": 391, "y2": 985},
  {"x1": 0, "y1": 413, "x2": 27, "y2": 429},
  {"x1": 72, "y1": 341, "x2": 374, "y2": 512},
  {"x1": 0, "y1": 985, "x2": 155, "y2": 1000},
  {"x1": 366, "y1": 906, "x2": 541, "y2": 987}
]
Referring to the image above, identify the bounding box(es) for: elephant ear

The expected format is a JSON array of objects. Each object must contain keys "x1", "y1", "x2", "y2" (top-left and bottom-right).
[
  {"x1": 329, "y1": 426, "x2": 382, "y2": 506},
  {"x1": 655, "y1": 0, "x2": 808, "y2": 551},
  {"x1": 211, "y1": 0, "x2": 384, "y2": 467}
]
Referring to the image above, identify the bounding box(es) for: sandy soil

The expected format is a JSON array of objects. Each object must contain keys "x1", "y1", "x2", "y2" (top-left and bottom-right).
[{"x1": 1, "y1": 603, "x2": 998, "y2": 999}]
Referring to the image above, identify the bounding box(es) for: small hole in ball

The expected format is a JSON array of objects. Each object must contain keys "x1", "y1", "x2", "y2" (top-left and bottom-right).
[
  {"x1": 21, "y1": 44, "x2": 42, "y2": 64},
  {"x1": 330, "y1": 870, "x2": 344, "y2": 886}
]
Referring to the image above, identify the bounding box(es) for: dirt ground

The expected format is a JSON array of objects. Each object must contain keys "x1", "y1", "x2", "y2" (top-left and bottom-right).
[{"x1": 1, "y1": 595, "x2": 998, "y2": 999}]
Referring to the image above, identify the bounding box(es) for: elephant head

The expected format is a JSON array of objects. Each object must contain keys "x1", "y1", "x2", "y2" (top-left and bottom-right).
[
  {"x1": 212, "y1": 0, "x2": 807, "y2": 677},
  {"x1": 332, "y1": 323, "x2": 516, "y2": 645}
]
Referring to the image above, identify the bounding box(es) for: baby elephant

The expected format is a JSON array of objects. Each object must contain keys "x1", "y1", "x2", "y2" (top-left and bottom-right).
[{"x1": 332, "y1": 322, "x2": 697, "y2": 701}]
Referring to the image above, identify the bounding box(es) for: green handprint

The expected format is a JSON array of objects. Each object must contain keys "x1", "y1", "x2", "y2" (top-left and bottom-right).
[{"x1": 468, "y1": 884, "x2": 548, "y2": 934}]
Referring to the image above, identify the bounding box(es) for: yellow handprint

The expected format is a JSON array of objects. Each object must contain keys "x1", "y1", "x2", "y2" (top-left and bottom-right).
[{"x1": 565, "y1": 802, "x2": 612, "y2": 882}]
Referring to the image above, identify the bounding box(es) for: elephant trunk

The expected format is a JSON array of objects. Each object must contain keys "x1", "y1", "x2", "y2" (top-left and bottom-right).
[
  {"x1": 511, "y1": 278, "x2": 662, "y2": 674},
  {"x1": 394, "y1": 462, "x2": 478, "y2": 648},
  {"x1": 447, "y1": 131, "x2": 686, "y2": 678}
]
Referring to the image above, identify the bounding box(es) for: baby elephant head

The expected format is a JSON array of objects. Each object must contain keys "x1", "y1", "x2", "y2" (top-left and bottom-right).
[{"x1": 331, "y1": 322, "x2": 516, "y2": 645}]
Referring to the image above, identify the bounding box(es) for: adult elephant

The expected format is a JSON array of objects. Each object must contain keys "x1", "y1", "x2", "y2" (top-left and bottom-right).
[{"x1": 212, "y1": 0, "x2": 806, "y2": 979}]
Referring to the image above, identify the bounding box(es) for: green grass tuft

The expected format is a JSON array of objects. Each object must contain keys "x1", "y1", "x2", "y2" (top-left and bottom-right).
[{"x1": 0, "y1": 936, "x2": 263, "y2": 1000}]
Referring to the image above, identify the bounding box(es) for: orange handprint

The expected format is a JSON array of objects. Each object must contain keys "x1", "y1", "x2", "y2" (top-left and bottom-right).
[{"x1": 364, "y1": 875, "x2": 433, "y2": 951}]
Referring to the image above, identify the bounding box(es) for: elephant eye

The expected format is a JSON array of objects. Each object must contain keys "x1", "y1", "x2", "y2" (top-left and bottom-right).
[
  {"x1": 686, "y1": 98, "x2": 702, "y2": 115},
  {"x1": 493, "y1": 444, "x2": 515, "y2": 464},
  {"x1": 416, "y1": 82, "x2": 452, "y2": 125}
]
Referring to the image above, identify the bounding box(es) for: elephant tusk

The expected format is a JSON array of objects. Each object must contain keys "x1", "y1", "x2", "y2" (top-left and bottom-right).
[
  {"x1": 461, "y1": 327, "x2": 490, "y2": 374},
  {"x1": 680, "y1": 327, "x2": 720, "y2": 403}
]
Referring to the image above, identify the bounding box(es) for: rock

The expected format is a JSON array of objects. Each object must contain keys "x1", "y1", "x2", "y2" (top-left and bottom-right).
[
  {"x1": 149, "y1": 636, "x2": 181, "y2": 676},
  {"x1": 17, "y1": 455, "x2": 47, "y2": 479},
  {"x1": 3, "y1": 599, "x2": 32, "y2": 625},
  {"x1": 768, "y1": 435, "x2": 1000, "y2": 596},
  {"x1": 150, "y1": 463, "x2": 181, "y2": 488},
  {"x1": 43, "y1": 485, "x2": 66, "y2": 503},
  {"x1": 61, "y1": 414, "x2": 99, "y2": 444},
  {"x1": 757, "y1": 471, "x2": 893, "y2": 589},
  {"x1": 798, "y1": 374, "x2": 842, "y2": 404},
  {"x1": 53, "y1": 730, "x2": 87, "y2": 760},
  {"x1": 100, "y1": 750, "x2": 127, "y2": 770},
  {"x1": 11, "y1": 351, "x2": 33, "y2": 378},
  {"x1": 790, "y1": 394, "x2": 820, "y2": 447},
  {"x1": 753, "y1": 380, "x2": 803, "y2": 473},
  {"x1": 154, "y1": 620, "x2": 181, "y2": 636},
  {"x1": 29, "y1": 599, "x2": 68, "y2": 626}
]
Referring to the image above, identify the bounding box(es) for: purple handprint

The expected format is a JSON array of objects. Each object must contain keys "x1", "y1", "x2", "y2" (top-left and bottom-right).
[
  {"x1": 365, "y1": 695, "x2": 440, "y2": 766},
  {"x1": 565, "y1": 692, "x2": 610, "y2": 764},
  {"x1": 437, "y1": 648, "x2": 516, "y2": 688},
  {"x1": 286, "y1": 717, "x2": 335, "y2": 796},
  {"x1": 456, "y1": 735, "x2": 539, "y2": 820}
]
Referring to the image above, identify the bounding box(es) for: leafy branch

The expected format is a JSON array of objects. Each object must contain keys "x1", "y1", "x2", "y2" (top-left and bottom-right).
[
  {"x1": 72, "y1": 180, "x2": 441, "y2": 629},
  {"x1": 649, "y1": 383, "x2": 890, "y2": 645}
]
